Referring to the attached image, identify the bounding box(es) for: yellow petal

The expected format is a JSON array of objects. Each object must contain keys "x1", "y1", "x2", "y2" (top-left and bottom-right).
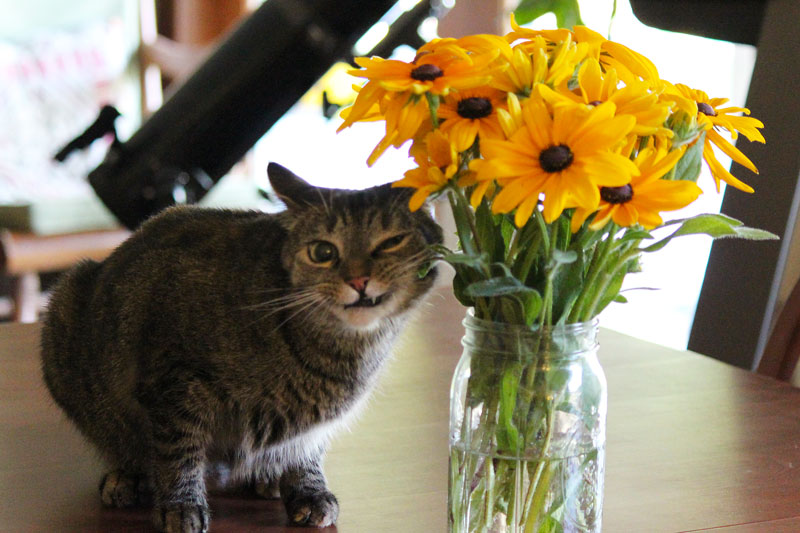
[
  {"x1": 408, "y1": 187, "x2": 433, "y2": 211},
  {"x1": 448, "y1": 119, "x2": 479, "y2": 152},
  {"x1": 492, "y1": 175, "x2": 545, "y2": 213},
  {"x1": 702, "y1": 142, "x2": 754, "y2": 193},
  {"x1": 612, "y1": 203, "x2": 638, "y2": 227},
  {"x1": 705, "y1": 129, "x2": 759, "y2": 174},
  {"x1": 426, "y1": 130, "x2": 455, "y2": 168},
  {"x1": 514, "y1": 194, "x2": 539, "y2": 227},
  {"x1": 578, "y1": 58, "x2": 604, "y2": 103}
]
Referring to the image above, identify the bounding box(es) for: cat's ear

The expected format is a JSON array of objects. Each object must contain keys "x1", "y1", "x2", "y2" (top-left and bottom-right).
[{"x1": 267, "y1": 163, "x2": 322, "y2": 209}]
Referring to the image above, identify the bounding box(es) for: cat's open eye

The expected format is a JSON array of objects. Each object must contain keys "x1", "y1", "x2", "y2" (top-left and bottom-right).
[
  {"x1": 307, "y1": 241, "x2": 338, "y2": 266},
  {"x1": 372, "y1": 233, "x2": 409, "y2": 256}
]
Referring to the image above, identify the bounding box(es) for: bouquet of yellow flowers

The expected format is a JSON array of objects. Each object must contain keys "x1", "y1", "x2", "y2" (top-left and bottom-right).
[
  {"x1": 339, "y1": 16, "x2": 770, "y2": 327},
  {"x1": 339, "y1": 15, "x2": 774, "y2": 533}
]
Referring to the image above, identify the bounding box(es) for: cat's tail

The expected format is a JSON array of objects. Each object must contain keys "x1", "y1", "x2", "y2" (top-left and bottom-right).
[{"x1": 40, "y1": 259, "x2": 102, "y2": 415}]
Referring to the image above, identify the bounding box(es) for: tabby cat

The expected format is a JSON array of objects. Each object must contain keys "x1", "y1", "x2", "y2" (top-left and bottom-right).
[{"x1": 40, "y1": 163, "x2": 442, "y2": 532}]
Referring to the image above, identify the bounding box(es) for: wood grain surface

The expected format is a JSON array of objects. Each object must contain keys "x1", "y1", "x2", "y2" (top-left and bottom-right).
[{"x1": 2, "y1": 288, "x2": 800, "y2": 532}]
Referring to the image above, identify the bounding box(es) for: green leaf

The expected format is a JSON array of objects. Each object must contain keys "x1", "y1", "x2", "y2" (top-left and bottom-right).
[
  {"x1": 501, "y1": 215, "x2": 516, "y2": 251},
  {"x1": 425, "y1": 93, "x2": 440, "y2": 128},
  {"x1": 551, "y1": 248, "x2": 577, "y2": 265},
  {"x1": 594, "y1": 268, "x2": 627, "y2": 314},
  {"x1": 449, "y1": 190, "x2": 477, "y2": 256},
  {"x1": 672, "y1": 214, "x2": 775, "y2": 239},
  {"x1": 613, "y1": 294, "x2": 628, "y2": 303},
  {"x1": 643, "y1": 213, "x2": 778, "y2": 253},
  {"x1": 442, "y1": 251, "x2": 488, "y2": 268},
  {"x1": 464, "y1": 276, "x2": 537, "y2": 298},
  {"x1": 475, "y1": 200, "x2": 499, "y2": 261},
  {"x1": 729, "y1": 227, "x2": 779, "y2": 240},
  {"x1": 417, "y1": 260, "x2": 436, "y2": 279},
  {"x1": 491, "y1": 262, "x2": 515, "y2": 279},
  {"x1": 522, "y1": 290, "x2": 544, "y2": 325},
  {"x1": 514, "y1": 0, "x2": 583, "y2": 28},
  {"x1": 672, "y1": 131, "x2": 705, "y2": 182},
  {"x1": 451, "y1": 268, "x2": 475, "y2": 307},
  {"x1": 550, "y1": 248, "x2": 585, "y2": 324},
  {"x1": 618, "y1": 228, "x2": 653, "y2": 244}
]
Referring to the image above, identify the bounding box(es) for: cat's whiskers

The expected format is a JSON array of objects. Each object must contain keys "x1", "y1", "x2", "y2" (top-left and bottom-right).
[
  {"x1": 265, "y1": 294, "x2": 329, "y2": 337},
  {"x1": 242, "y1": 291, "x2": 324, "y2": 331},
  {"x1": 242, "y1": 286, "x2": 325, "y2": 311},
  {"x1": 245, "y1": 296, "x2": 324, "y2": 324}
]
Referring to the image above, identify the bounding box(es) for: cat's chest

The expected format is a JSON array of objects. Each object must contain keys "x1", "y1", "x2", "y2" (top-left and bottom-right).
[{"x1": 216, "y1": 379, "x2": 376, "y2": 481}]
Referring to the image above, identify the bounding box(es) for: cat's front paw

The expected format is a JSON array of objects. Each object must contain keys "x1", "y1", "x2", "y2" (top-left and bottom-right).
[
  {"x1": 285, "y1": 489, "x2": 339, "y2": 527},
  {"x1": 154, "y1": 502, "x2": 210, "y2": 533},
  {"x1": 100, "y1": 470, "x2": 149, "y2": 508}
]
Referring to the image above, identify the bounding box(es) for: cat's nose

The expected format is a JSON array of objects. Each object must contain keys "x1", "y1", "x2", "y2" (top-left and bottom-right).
[{"x1": 347, "y1": 277, "x2": 369, "y2": 293}]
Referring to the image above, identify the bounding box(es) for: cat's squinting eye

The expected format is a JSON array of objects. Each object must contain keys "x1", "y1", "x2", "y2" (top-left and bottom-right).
[
  {"x1": 373, "y1": 233, "x2": 409, "y2": 256},
  {"x1": 307, "y1": 241, "x2": 338, "y2": 265}
]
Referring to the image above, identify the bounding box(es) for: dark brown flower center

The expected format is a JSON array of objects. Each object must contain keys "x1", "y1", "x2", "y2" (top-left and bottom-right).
[
  {"x1": 697, "y1": 102, "x2": 717, "y2": 116},
  {"x1": 457, "y1": 97, "x2": 493, "y2": 119},
  {"x1": 410, "y1": 63, "x2": 444, "y2": 81},
  {"x1": 588, "y1": 100, "x2": 603, "y2": 106},
  {"x1": 600, "y1": 184, "x2": 634, "y2": 204},
  {"x1": 539, "y1": 145, "x2": 574, "y2": 173}
]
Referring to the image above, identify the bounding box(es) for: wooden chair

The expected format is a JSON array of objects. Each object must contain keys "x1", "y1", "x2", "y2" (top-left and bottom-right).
[
  {"x1": 0, "y1": 229, "x2": 129, "y2": 322},
  {"x1": 757, "y1": 278, "x2": 800, "y2": 382}
]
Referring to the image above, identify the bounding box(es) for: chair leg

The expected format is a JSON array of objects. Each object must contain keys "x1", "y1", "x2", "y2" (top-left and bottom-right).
[{"x1": 12, "y1": 272, "x2": 40, "y2": 323}]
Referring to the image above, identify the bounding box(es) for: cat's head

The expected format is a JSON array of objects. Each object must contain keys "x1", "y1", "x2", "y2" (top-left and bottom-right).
[{"x1": 268, "y1": 163, "x2": 443, "y2": 333}]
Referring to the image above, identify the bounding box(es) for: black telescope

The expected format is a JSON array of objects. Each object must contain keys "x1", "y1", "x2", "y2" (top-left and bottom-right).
[{"x1": 88, "y1": 0, "x2": 435, "y2": 229}]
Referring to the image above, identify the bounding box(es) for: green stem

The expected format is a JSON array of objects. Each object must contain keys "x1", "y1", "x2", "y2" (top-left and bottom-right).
[
  {"x1": 534, "y1": 209, "x2": 550, "y2": 255},
  {"x1": 484, "y1": 452, "x2": 495, "y2": 531},
  {"x1": 541, "y1": 274, "x2": 554, "y2": 328},
  {"x1": 514, "y1": 230, "x2": 543, "y2": 285},
  {"x1": 583, "y1": 245, "x2": 641, "y2": 319},
  {"x1": 447, "y1": 189, "x2": 476, "y2": 256},
  {"x1": 569, "y1": 225, "x2": 617, "y2": 322},
  {"x1": 549, "y1": 215, "x2": 560, "y2": 256},
  {"x1": 505, "y1": 226, "x2": 523, "y2": 266},
  {"x1": 455, "y1": 186, "x2": 483, "y2": 256},
  {"x1": 521, "y1": 393, "x2": 558, "y2": 529}
]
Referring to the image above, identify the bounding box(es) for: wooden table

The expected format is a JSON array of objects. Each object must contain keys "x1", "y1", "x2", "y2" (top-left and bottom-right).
[{"x1": 3, "y1": 290, "x2": 800, "y2": 532}]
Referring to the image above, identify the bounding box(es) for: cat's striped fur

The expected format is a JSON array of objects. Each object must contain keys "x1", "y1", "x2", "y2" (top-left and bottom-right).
[{"x1": 40, "y1": 164, "x2": 442, "y2": 532}]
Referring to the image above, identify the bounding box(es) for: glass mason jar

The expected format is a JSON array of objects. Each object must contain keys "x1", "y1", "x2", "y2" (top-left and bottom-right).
[{"x1": 449, "y1": 314, "x2": 607, "y2": 533}]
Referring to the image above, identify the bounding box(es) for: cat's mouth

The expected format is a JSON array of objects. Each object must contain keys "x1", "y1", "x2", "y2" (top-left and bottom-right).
[{"x1": 344, "y1": 293, "x2": 387, "y2": 309}]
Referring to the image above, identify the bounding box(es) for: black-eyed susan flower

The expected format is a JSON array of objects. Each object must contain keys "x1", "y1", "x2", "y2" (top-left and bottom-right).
[
  {"x1": 572, "y1": 25, "x2": 661, "y2": 88},
  {"x1": 672, "y1": 83, "x2": 765, "y2": 193},
  {"x1": 505, "y1": 15, "x2": 659, "y2": 88},
  {"x1": 474, "y1": 96, "x2": 639, "y2": 226},
  {"x1": 571, "y1": 147, "x2": 702, "y2": 231},
  {"x1": 539, "y1": 58, "x2": 672, "y2": 138},
  {"x1": 491, "y1": 35, "x2": 582, "y2": 96},
  {"x1": 337, "y1": 80, "x2": 387, "y2": 131},
  {"x1": 437, "y1": 88, "x2": 506, "y2": 152},
  {"x1": 349, "y1": 47, "x2": 498, "y2": 97},
  {"x1": 366, "y1": 92, "x2": 430, "y2": 166},
  {"x1": 392, "y1": 129, "x2": 458, "y2": 211}
]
